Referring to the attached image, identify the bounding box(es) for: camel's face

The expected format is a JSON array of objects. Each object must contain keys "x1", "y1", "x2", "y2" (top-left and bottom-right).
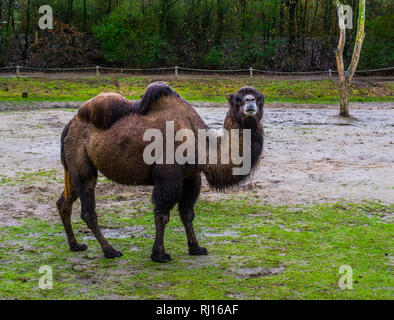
[
  {"x1": 241, "y1": 94, "x2": 258, "y2": 117},
  {"x1": 227, "y1": 87, "x2": 264, "y2": 124}
]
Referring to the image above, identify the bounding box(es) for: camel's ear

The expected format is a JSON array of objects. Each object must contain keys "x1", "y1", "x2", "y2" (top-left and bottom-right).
[
  {"x1": 226, "y1": 94, "x2": 235, "y2": 106},
  {"x1": 227, "y1": 94, "x2": 241, "y2": 107},
  {"x1": 257, "y1": 94, "x2": 265, "y2": 107}
]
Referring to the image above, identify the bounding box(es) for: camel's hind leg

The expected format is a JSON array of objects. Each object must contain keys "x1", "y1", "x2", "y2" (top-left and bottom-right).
[
  {"x1": 56, "y1": 189, "x2": 87, "y2": 252},
  {"x1": 57, "y1": 122, "x2": 87, "y2": 251},
  {"x1": 178, "y1": 175, "x2": 207, "y2": 256},
  {"x1": 78, "y1": 170, "x2": 123, "y2": 259}
]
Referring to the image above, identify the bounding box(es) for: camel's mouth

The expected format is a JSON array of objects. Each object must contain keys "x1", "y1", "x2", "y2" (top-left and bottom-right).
[{"x1": 244, "y1": 102, "x2": 257, "y2": 116}]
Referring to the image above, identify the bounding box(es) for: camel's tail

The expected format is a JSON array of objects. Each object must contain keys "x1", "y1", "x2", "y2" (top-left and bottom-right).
[
  {"x1": 137, "y1": 82, "x2": 180, "y2": 115},
  {"x1": 63, "y1": 165, "x2": 72, "y2": 200},
  {"x1": 60, "y1": 122, "x2": 72, "y2": 200}
]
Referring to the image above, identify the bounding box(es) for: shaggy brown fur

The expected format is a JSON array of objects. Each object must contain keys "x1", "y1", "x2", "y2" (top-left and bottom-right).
[
  {"x1": 77, "y1": 93, "x2": 137, "y2": 130},
  {"x1": 77, "y1": 82, "x2": 179, "y2": 129},
  {"x1": 203, "y1": 87, "x2": 264, "y2": 190},
  {"x1": 56, "y1": 82, "x2": 264, "y2": 262}
]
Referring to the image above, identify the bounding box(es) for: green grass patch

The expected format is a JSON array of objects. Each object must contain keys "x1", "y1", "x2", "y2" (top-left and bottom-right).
[
  {"x1": 0, "y1": 169, "x2": 61, "y2": 186},
  {"x1": 0, "y1": 77, "x2": 392, "y2": 104},
  {"x1": 0, "y1": 199, "x2": 392, "y2": 299}
]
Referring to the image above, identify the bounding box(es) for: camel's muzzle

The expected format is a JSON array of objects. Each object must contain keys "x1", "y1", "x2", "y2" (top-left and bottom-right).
[{"x1": 244, "y1": 102, "x2": 257, "y2": 116}]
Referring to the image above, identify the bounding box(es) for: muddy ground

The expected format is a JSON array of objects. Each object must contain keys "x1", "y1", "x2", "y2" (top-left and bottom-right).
[{"x1": 0, "y1": 102, "x2": 393, "y2": 227}]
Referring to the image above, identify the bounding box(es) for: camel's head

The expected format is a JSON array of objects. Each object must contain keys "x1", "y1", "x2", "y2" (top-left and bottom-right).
[{"x1": 227, "y1": 87, "x2": 264, "y2": 125}]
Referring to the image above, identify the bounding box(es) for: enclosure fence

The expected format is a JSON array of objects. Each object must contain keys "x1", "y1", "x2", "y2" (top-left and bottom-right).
[{"x1": 0, "y1": 65, "x2": 393, "y2": 78}]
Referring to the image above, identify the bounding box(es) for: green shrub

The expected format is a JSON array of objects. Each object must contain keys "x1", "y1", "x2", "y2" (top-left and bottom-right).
[
  {"x1": 204, "y1": 47, "x2": 225, "y2": 68},
  {"x1": 93, "y1": 6, "x2": 165, "y2": 66},
  {"x1": 359, "y1": 14, "x2": 394, "y2": 69}
]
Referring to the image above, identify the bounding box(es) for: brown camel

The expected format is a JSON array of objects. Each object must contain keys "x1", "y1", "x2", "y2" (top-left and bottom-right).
[{"x1": 56, "y1": 82, "x2": 264, "y2": 262}]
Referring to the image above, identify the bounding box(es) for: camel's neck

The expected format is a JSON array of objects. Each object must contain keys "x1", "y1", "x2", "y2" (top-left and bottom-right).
[{"x1": 201, "y1": 112, "x2": 263, "y2": 190}]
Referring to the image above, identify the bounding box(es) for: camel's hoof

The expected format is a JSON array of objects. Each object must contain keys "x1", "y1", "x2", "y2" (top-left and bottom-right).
[
  {"x1": 189, "y1": 246, "x2": 208, "y2": 256},
  {"x1": 151, "y1": 251, "x2": 171, "y2": 263},
  {"x1": 69, "y1": 243, "x2": 88, "y2": 252},
  {"x1": 104, "y1": 248, "x2": 123, "y2": 259}
]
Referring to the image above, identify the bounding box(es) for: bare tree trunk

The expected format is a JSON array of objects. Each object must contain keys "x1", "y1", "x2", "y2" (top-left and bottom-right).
[
  {"x1": 285, "y1": 0, "x2": 298, "y2": 54},
  {"x1": 278, "y1": 0, "x2": 285, "y2": 36},
  {"x1": 22, "y1": 0, "x2": 32, "y2": 61},
  {"x1": 83, "y1": 0, "x2": 87, "y2": 32},
  {"x1": 339, "y1": 76, "x2": 350, "y2": 116},
  {"x1": 159, "y1": 0, "x2": 179, "y2": 35},
  {"x1": 7, "y1": 0, "x2": 15, "y2": 47},
  {"x1": 66, "y1": 0, "x2": 74, "y2": 24},
  {"x1": 216, "y1": 0, "x2": 225, "y2": 45},
  {"x1": 310, "y1": 0, "x2": 320, "y2": 34},
  {"x1": 333, "y1": 0, "x2": 366, "y2": 117}
]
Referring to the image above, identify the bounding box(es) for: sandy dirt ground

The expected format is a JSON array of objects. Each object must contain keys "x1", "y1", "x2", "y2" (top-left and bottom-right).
[{"x1": 0, "y1": 102, "x2": 393, "y2": 226}]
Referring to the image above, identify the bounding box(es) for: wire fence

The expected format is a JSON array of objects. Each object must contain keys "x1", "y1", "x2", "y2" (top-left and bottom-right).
[{"x1": 0, "y1": 65, "x2": 393, "y2": 78}]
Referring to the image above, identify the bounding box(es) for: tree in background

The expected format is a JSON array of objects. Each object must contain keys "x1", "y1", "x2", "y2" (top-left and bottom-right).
[
  {"x1": 333, "y1": 0, "x2": 366, "y2": 117},
  {"x1": 0, "y1": 0, "x2": 391, "y2": 71}
]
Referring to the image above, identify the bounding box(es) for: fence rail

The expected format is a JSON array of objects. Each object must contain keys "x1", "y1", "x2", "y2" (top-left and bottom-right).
[{"x1": 0, "y1": 65, "x2": 393, "y2": 78}]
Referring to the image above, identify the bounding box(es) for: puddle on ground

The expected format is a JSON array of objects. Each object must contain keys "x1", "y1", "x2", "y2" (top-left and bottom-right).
[
  {"x1": 82, "y1": 225, "x2": 149, "y2": 240},
  {"x1": 201, "y1": 230, "x2": 240, "y2": 238},
  {"x1": 233, "y1": 266, "x2": 285, "y2": 278},
  {"x1": 180, "y1": 254, "x2": 219, "y2": 268}
]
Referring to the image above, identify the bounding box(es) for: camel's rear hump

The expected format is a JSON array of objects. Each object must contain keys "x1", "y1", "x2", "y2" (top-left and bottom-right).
[
  {"x1": 77, "y1": 82, "x2": 179, "y2": 129},
  {"x1": 78, "y1": 93, "x2": 136, "y2": 129}
]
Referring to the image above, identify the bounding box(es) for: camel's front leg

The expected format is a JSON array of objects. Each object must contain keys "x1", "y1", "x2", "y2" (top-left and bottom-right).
[
  {"x1": 151, "y1": 165, "x2": 183, "y2": 262},
  {"x1": 151, "y1": 212, "x2": 171, "y2": 262},
  {"x1": 178, "y1": 175, "x2": 207, "y2": 256}
]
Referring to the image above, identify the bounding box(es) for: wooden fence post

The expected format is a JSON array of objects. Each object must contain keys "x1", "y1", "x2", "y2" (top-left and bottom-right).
[
  {"x1": 96, "y1": 66, "x2": 100, "y2": 77},
  {"x1": 249, "y1": 67, "x2": 253, "y2": 79},
  {"x1": 175, "y1": 66, "x2": 178, "y2": 78},
  {"x1": 16, "y1": 66, "x2": 20, "y2": 78}
]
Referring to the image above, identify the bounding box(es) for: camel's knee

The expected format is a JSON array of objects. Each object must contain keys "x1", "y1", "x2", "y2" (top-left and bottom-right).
[
  {"x1": 56, "y1": 195, "x2": 65, "y2": 212},
  {"x1": 80, "y1": 185, "x2": 95, "y2": 204},
  {"x1": 79, "y1": 188, "x2": 97, "y2": 222},
  {"x1": 80, "y1": 204, "x2": 98, "y2": 225},
  {"x1": 57, "y1": 193, "x2": 75, "y2": 215},
  {"x1": 180, "y1": 209, "x2": 195, "y2": 223},
  {"x1": 154, "y1": 211, "x2": 170, "y2": 226},
  {"x1": 81, "y1": 210, "x2": 95, "y2": 223}
]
